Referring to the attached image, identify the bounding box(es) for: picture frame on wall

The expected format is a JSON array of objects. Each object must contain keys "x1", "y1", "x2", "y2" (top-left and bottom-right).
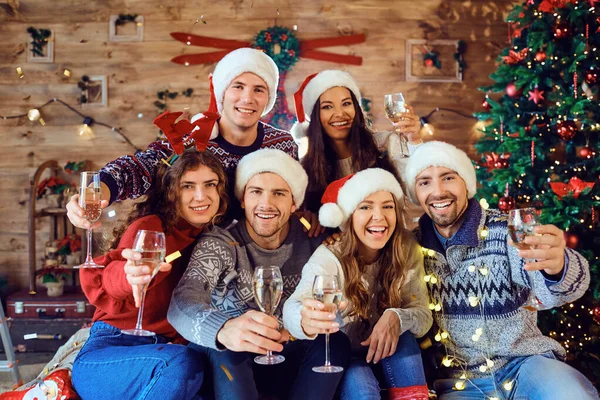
[
  {"x1": 27, "y1": 30, "x2": 54, "y2": 63},
  {"x1": 405, "y1": 39, "x2": 463, "y2": 83},
  {"x1": 109, "y1": 15, "x2": 144, "y2": 42},
  {"x1": 82, "y1": 75, "x2": 108, "y2": 108}
]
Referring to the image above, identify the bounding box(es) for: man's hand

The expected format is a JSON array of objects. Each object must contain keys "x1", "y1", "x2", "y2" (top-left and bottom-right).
[
  {"x1": 361, "y1": 311, "x2": 401, "y2": 364},
  {"x1": 322, "y1": 232, "x2": 342, "y2": 246},
  {"x1": 295, "y1": 210, "x2": 326, "y2": 238},
  {"x1": 66, "y1": 193, "x2": 108, "y2": 230},
  {"x1": 217, "y1": 310, "x2": 283, "y2": 354},
  {"x1": 391, "y1": 105, "x2": 423, "y2": 144},
  {"x1": 300, "y1": 299, "x2": 344, "y2": 337},
  {"x1": 512, "y1": 224, "x2": 566, "y2": 276},
  {"x1": 122, "y1": 248, "x2": 172, "y2": 307}
]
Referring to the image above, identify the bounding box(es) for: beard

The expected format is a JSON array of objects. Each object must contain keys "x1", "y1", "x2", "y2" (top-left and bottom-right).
[{"x1": 427, "y1": 194, "x2": 466, "y2": 228}]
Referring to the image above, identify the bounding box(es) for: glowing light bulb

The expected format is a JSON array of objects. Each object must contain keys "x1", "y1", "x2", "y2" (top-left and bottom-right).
[
  {"x1": 28, "y1": 109, "x2": 45, "y2": 125},
  {"x1": 454, "y1": 381, "x2": 465, "y2": 390},
  {"x1": 422, "y1": 123, "x2": 435, "y2": 136},
  {"x1": 504, "y1": 381, "x2": 514, "y2": 391},
  {"x1": 442, "y1": 357, "x2": 452, "y2": 367},
  {"x1": 78, "y1": 116, "x2": 95, "y2": 139}
]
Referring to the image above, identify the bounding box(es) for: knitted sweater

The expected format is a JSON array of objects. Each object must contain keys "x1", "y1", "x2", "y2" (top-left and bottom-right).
[
  {"x1": 100, "y1": 121, "x2": 298, "y2": 204},
  {"x1": 167, "y1": 218, "x2": 324, "y2": 350},
  {"x1": 284, "y1": 231, "x2": 432, "y2": 350},
  {"x1": 81, "y1": 215, "x2": 203, "y2": 341},
  {"x1": 417, "y1": 199, "x2": 590, "y2": 378}
]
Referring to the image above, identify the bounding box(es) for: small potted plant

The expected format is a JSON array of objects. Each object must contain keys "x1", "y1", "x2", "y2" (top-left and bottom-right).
[
  {"x1": 36, "y1": 265, "x2": 70, "y2": 297},
  {"x1": 37, "y1": 176, "x2": 73, "y2": 208},
  {"x1": 58, "y1": 233, "x2": 82, "y2": 266}
]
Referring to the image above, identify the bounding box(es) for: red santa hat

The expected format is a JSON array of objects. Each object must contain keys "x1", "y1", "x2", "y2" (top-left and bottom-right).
[
  {"x1": 319, "y1": 168, "x2": 404, "y2": 229},
  {"x1": 291, "y1": 70, "x2": 362, "y2": 141},
  {"x1": 210, "y1": 47, "x2": 279, "y2": 117}
]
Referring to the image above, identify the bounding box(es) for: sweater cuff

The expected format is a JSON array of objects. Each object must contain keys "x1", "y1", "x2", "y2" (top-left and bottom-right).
[
  {"x1": 543, "y1": 254, "x2": 568, "y2": 284},
  {"x1": 384, "y1": 308, "x2": 406, "y2": 334},
  {"x1": 407, "y1": 140, "x2": 424, "y2": 155},
  {"x1": 99, "y1": 171, "x2": 119, "y2": 205},
  {"x1": 201, "y1": 311, "x2": 234, "y2": 351},
  {"x1": 544, "y1": 249, "x2": 582, "y2": 293}
]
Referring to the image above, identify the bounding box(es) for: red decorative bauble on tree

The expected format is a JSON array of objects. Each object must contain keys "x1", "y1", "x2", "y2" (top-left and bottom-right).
[
  {"x1": 482, "y1": 98, "x2": 491, "y2": 110},
  {"x1": 498, "y1": 196, "x2": 516, "y2": 212},
  {"x1": 506, "y1": 83, "x2": 519, "y2": 97},
  {"x1": 564, "y1": 232, "x2": 579, "y2": 249},
  {"x1": 585, "y1": 70, "x2": 598, "y2": 85},
  {"x1": 579, "y1": 146, "x2": 594, "y2": 158},
  {"x1": 535, "y1": 51, "x2": 547, "y2": 62},
  {"x1": 425, "y1": 59, "x2": 434, "y2": 67},
  {"x1": 594, "y1": 307, "x2": 600, "y2": 325},
  {"x1": 555, "y1": 120, "x2": 578, "y2": 141}
]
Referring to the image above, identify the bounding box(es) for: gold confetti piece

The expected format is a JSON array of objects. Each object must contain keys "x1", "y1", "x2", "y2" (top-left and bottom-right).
[
  {"x1": 39, "y1": 118, "x2": 46, "y2": 126},
  {"x1": 137, "y1": 22, "x2": 143, "y2": 27},
  {"x1": 22, "y1": 95, "x2": 31, "y2": 101},
  {"x1": 299, "y1": 216, "x2": 311, "y2": 231},
  {"x1": 16, "y1": 67, "x2": 24, "y2": 78},
  {"x1": 220, "y1": 364, "x2": 233, "y2": 381},
  {"x1": 63, "y1": 69, "x2": 71, "y2": 77},
  {"x1": 165, "y1": 251, "x2": 181, "y2": 264},
  {"x1": 160, "y1": 158, "x2": 171, "y2": 166}
]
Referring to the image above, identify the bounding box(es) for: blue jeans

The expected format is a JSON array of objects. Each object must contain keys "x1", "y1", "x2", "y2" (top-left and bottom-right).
[
  {"x1": 192, "y1": 331, "x2": 351, "y2": 400},
  {"x1": 339, "y1": 332, "x2": 427, "y2": 400},
  {"x1": 72, "y1": 321, "x2": 205, "y2": 400},
  {"x1": 434, "y1": 352, "x2": 599, "y2": 400}
]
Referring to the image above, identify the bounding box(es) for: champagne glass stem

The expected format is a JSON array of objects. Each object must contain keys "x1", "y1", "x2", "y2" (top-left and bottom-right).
[
  {"x1": 324, "y1": 333, "x2": 331, "y2": 366},
  {"x1": 134, "y1": 284, "x2": 149, "y2": 332},
  {"x1": 85, "y1": 228, "x2": 93, "y2": 263},
  {"x1": 527, "y1": 268, "x2": 539, "y2": 306}
]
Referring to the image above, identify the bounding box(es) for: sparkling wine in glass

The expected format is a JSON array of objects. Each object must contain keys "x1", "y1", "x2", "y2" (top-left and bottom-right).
[
  {"x1": 312, "y1": 275, "x2": 344, "y2": 373},
  {"x1": 384, "y1": 92, "x2": 409, "y2": 157},
  {"x1": 122, "y1": 230, "x2": 166, "y2": 336},
  {"x1": 508, "y1": 208, "x2": 543, "y2": 311},
  {"x1": 76, "y1": 171, "x2": 104, "y2": 268},
  {"x1": 253, "y1": 266, "x2": 285, "y2": 365}
]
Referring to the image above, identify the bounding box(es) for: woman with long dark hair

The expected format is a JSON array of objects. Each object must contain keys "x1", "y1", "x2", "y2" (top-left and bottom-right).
[
  {"x1": 72, "y1": 150, "x2": 229, "y2": 400},
  {"x1": 291, "y1": 70, "x2": 423, "y2": 218},
  {"x1": 284, "y1": 168, "x2": 432, "y2": 400}
]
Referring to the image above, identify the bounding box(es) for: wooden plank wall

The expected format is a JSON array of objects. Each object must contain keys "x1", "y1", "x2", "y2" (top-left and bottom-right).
[{"x1": 0, "y1": 0, "x2": 514, "y2": 291}]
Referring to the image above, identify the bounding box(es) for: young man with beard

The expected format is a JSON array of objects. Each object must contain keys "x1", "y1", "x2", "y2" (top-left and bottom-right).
[
  {"x1": 167, "y1": 149, "x2": 350, "y2": 400},
  {"x1": 404, "y1": 141, "x2": 597, "y2": 399},
  {"x1": 67, "y1": 48, "x2": 297, "y2": 228}
]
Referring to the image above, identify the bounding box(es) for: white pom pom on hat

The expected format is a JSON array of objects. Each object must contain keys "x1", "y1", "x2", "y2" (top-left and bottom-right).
[{"x1": 318, "y1": 168, "x2": 404, "y2": 229}]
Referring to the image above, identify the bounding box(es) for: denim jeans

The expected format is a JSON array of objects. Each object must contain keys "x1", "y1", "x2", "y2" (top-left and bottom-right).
[
  {"x1": 72, "y1": 321, "x2": 205, "y2": 400},
  {"x1": 339, "y1": 332, "x2": 427, "y2": 400},
  {"x1": 192, "y1": 331, "x2": 351, "y2": 400},
  {"x1": 434, "y1": 352, "x2": 599, "y2": 400}
]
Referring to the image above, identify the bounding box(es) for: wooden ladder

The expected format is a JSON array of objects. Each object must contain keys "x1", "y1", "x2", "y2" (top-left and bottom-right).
[{"x1": 0, "y1": 300, "x2": 22, "y2": 387}]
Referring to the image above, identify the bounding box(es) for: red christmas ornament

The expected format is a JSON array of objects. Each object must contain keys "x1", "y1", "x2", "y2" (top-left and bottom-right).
[
  {"x1": 585, "y1": 70, "x2": 598, "y2": 84},
  {"x1": 528, "y1": 87, "x2": 545, "y2": 104},
  {"x1": 579, "y1": 146, "x2": 594, "y2": 158},
  {"x1": 425, "y1": 58, "x2": 434, "y2": 67},
  {"x1": 554, "y1": 24, "x2": 569, "y2": 39},
  {"x1": 555, "y1": 120, "x2": 577, "y2": 141},
  {"x1": 482, "y1": 98, "x2": 491, "y2": 110},
  {"x1": 498, "y1": 196, "x2": 516, "y2": 212},
  {"x1": 564, "y1": 232, "x2": 579, "y2": 249},
  {"x1": 506, "y1": 83, "x2": 519, "y2": 97},
  {"x1": 535, "y1": 51, "x2": 547, "y2": 62},
  {"x1": 593, "y1": 306, "x2": 600, "y2": 325},
  {"x1": 482, "y1": 153, "x2": 511, "y2": 171}
]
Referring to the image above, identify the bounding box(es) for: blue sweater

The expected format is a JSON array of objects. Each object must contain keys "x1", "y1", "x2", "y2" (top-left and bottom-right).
[{"x1": 417, "y1": 199, "x2": 590, "y2": 378}]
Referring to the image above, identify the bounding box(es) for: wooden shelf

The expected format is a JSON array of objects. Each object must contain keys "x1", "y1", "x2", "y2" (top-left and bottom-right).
[{"x1": 38, "y1": 207, "x2": 67, "y2": 217}]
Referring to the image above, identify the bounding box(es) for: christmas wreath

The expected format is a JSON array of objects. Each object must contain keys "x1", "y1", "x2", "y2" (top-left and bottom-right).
[{"x1": 253, "y1": 26, "x2": 300, "y2": 71}]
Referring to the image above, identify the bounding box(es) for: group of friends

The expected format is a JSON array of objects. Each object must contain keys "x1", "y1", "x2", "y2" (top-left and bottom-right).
[{"x1": 62, "y1": 48, "x2": 598, "y2": 400}]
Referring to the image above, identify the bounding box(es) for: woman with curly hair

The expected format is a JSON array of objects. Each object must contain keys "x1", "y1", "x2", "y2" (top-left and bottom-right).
[
  {"x1": 284, "y1": 168, "x2": 432, "y2": 400},
  {"x1": 72, "y1": 150, "x2": 229, "y2": 400}
]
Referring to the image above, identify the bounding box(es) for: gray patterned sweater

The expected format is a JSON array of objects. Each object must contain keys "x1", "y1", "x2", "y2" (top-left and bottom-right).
[
  {"x1": 167, "y1": 218, "x2": 323, "y2": 350},
  {"x1": 417, "y1": 199, "x2": 590, "y2": 378}
]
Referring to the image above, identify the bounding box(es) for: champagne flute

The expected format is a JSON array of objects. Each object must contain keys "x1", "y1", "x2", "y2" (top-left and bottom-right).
[
  {"x1": 384, "y1": 92, "x2": 409, "y2": 157},
  {"x1": 122, "y1": 230, "x2": 166, "y2": 336},
  {"x1": 508, "y1": 208, "x2": 543, "y2": 311},
  {"x1": 252, "y1": 266, "x2": 285, "y2": 365},
  {"x1": 312, "y1": 275, "x2": 344, "y2": 373},
  {"x1": 76, "y1": 171, "x2": 104, "y2": 268}
]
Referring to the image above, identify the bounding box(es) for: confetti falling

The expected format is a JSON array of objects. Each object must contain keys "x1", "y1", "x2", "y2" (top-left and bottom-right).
[
  {"x1": 220, "y1": 364, "x2": 234, "y2": 381},
  {"x1": 16, "y1": 66, "x2": 24, "y2": 78},
  {"x1": 63, "y1": 69, "x2": 71, "y2": 77}
]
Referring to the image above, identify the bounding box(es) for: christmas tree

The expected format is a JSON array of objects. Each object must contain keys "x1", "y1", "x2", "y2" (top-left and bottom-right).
[{"x1": 474, "y1": 0, "x2": 600, "y2": 386}]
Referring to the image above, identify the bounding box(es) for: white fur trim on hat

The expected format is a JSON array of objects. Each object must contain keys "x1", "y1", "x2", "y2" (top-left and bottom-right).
[
  {"x1": 191, "y1": 112, "x2": 220, "y2": 140},
  {"x1": 290, "y1": 121, "x2": 310, "y2": 140},
  {"x1": 235, "y1": 148, "x2": 308, "y2": 207},
  {"x1": 404, "y1": 141, "x2": 477, "y2": 204},
  {"x1": 301, "y1": 70, "x2": 362, "y2": 122},
  {"x1": 318, "y1": 168, "x2": 404, "y2": 229},
  {"x1": 212, "y1": 48, "x2": 279, "y2": 117}
]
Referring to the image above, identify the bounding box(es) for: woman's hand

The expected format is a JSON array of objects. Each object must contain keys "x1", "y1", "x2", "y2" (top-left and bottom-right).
[
  {"x1": 300, "y1": 298, "x2": 345, "y2": 337},
  {"x1": 66, "y1": 194, "x2": 108, "y2": 230},
  {"x1": 360, "y1": 310, "x2": 401, "y2": 364},
  {"x1": 121, "y1": 248, "x2": 172, "y2": 307},
  {"x1": 392, "y1": 105, "x2": 423, "y2": 144}
]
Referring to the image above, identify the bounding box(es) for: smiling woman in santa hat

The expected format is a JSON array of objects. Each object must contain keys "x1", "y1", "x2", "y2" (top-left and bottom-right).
[
  {"x1": 291, "y1": 70, "x2": 423, "y2": 218},
  {"x1": 284, "y1": 168, "x2": 432, "y2": 400}
]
